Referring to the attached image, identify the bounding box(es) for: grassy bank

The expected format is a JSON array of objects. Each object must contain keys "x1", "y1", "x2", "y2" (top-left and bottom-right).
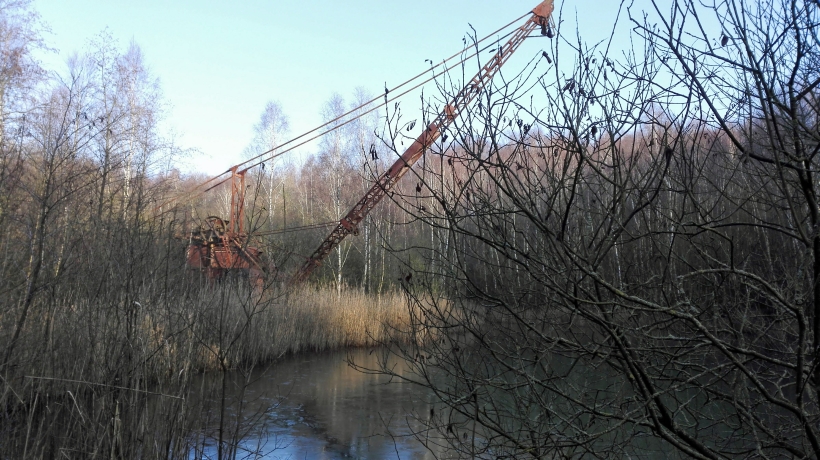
[
  {"x1": 197, "y1": 284, "x2": 412, "y2": 370},
  {"x1": 0, "y1": 283, "x2": 410, "y2": 458},
  {"x1": 253, "y1": 286, "x2": 411, "y2": 356}
]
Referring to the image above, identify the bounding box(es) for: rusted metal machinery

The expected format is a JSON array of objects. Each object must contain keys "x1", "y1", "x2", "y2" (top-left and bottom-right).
[
  {"x1": 180, "y1": 1, "x2": 555, "y2": 286},
  {"x1": 185, "y1": 166, "x2": 268, "y2": 286},
  {"x1": 290, "y1": 0, "x2": 555, "y2": 283}
]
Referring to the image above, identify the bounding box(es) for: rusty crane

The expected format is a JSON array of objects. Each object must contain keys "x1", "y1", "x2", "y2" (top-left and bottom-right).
[
  {"x1": 175, "y1": 1, "x2": 556, "y2": 286},
  {"x1": 184, "y1": 166, "x2": 267, "y2": 286}
]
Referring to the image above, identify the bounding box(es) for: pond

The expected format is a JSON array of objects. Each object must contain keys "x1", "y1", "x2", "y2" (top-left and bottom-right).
[{"x1": 188, "y1": 348, "x2": 441, "y2": 459}]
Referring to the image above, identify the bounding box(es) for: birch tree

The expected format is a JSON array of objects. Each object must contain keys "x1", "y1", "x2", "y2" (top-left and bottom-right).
[{"x1": 244, "y1": 100, "x2": 289, "y2": 231}]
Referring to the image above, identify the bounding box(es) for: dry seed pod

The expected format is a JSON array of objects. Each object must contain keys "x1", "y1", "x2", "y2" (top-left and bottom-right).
[{"x1": 541, "y1": 51, "x2": 552, "y2": 64}]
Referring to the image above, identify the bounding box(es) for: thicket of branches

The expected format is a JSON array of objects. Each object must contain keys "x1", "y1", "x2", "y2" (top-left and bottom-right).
[
  {"x1": 4, "y1": 0, "x2": 817, "y2": 457},
  {"x1": 0, "y1": 2, "x2": 215, "y2": 455},
  {"x1": 368, "y1": 0, "x2": 820, "y2": 458},
  {"x1": 0, "y1": 1, "x2": 429, "y2": 457}
]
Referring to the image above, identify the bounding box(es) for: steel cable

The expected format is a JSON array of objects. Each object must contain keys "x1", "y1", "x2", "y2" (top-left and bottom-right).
[{"x1": 154, "y1": 11, "x2": 529, "y2": 213}]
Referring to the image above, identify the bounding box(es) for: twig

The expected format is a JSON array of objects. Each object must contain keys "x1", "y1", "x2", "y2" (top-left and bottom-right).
[{"x1": 25, "y1": 376, "x2": 184, "y2": 400}]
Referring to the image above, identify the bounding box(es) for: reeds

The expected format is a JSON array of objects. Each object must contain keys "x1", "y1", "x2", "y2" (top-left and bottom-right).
[
  {"x1": 242, "y1": 285, "x2": 411, "y2": 359},
  {"x1": 0, "y1": 281, "x2": 411, "y2": 458}
]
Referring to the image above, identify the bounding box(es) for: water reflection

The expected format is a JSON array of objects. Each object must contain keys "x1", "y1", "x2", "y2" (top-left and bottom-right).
[{"x1": 190, "y1": 349, "x2": 438, "y2": 459}]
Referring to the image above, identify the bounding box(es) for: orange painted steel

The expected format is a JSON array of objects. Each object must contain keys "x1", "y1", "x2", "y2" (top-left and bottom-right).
[
  {"x1": 186, "y1": 167, "x2": 268, "y2": 286},
  {"x1": 291, "y1": 1, "x2": 555, "y2": 284},
  {"x1": 229, "y1": 166, "x2": 246, "y2": 235}
]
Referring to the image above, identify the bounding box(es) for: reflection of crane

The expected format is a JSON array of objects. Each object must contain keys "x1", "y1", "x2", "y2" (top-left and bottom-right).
[{"x1": 171, "y1": 1, "x2": 556, "y2": 286}]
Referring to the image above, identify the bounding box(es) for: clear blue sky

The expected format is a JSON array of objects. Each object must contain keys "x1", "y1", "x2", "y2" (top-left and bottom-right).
[{"x1": 32, "y1": 0, "x2": 648, "y2": 176}]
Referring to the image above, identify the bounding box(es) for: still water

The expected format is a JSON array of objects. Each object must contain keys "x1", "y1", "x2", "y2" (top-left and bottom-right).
[{"x1": 189, "y1": 349, "x2": 439, "y2": 459}]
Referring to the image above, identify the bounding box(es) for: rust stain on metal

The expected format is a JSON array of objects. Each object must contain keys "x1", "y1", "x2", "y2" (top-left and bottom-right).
[{"x1": 186, "y1": 168, "x2": 269, "y2": 288}]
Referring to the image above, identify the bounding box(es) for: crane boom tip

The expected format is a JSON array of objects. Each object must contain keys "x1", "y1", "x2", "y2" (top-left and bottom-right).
[{"x1": 532, "y1": 0, "x2": 554, "y2": 18}]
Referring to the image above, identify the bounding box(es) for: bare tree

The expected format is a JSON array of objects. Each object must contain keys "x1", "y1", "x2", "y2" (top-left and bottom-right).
[
  {"x1": 349, "y1": 87, "x2": 381, "y2": 292},
  {"x1": 244, "y1": 100, "x2": 290, "y2": 233},
  {"x1": 363, "y1": 0, "x2": 820, "y2": 458},
  {"x1": 0, "y1": 0, "x2": 45, "y2": 146},
  {"x1": 319, "y1": 93, "x2": 356, "y2": 293},
  {"x1": 117, "y1": 39, "x2": 164, "y2": 220}
]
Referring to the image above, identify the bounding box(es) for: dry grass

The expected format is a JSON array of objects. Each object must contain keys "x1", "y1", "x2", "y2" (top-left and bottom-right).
[
  {"x1": 0, "y1": 282, "x2": 413, "y2": 457},
  {"x1": 5, "y1": 284, "x2": 411, "y2": 380},
  {"x1": 231, "y1": 285, "x2": 411, "y2": 365}
]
